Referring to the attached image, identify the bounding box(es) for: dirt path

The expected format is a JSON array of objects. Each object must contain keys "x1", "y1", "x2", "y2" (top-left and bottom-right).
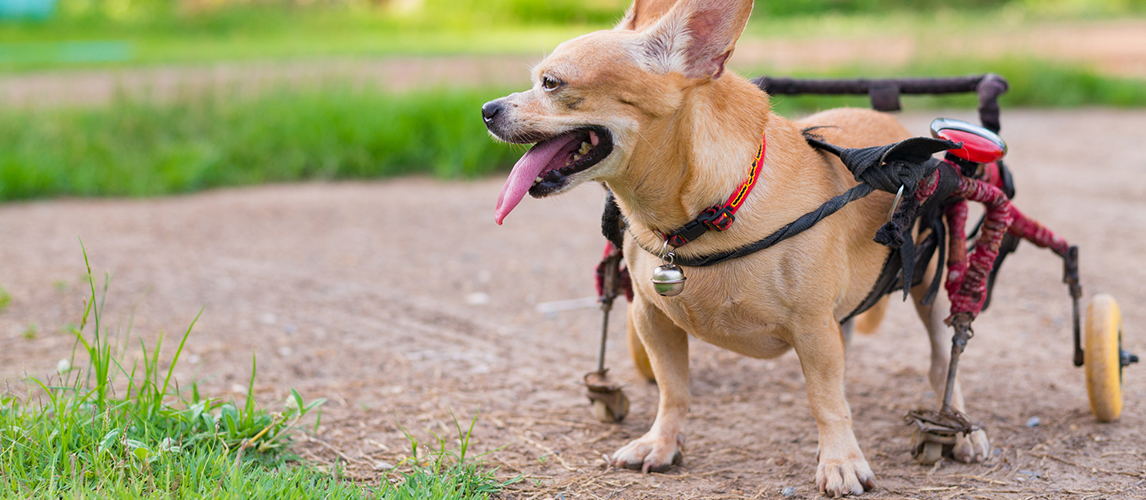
[
  {"x1": 1, "y1": 109, "x2": 1144, "y2": 499},
  {"x1": 3, "y1": 19, "x2": 1145, "y2": 108}
]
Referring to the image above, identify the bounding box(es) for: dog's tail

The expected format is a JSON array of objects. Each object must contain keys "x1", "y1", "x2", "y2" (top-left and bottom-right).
[{"x1": 854, "y1": 296, "x2": 889, "y2": 334}]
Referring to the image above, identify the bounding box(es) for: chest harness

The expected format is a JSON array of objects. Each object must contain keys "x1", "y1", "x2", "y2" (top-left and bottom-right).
[{"x1": 602, "y1": 130, "x2": 961, "y2": 323}]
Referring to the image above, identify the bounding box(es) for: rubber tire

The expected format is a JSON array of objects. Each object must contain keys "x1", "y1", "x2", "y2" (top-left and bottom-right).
[
  {"x1": 626, "y1": 312, "x2": 656, "y2": 382},
  {"x1": 590, "y1": 390, "x2": 630, "y2": 423},
  {"x1": 922, "y1": 442, "x2": 944, "y2": 465},
  {"x1": 1085, "y1": 294, "x2": 1123, "y2": 422},
  {"x1": 915, "y1": 441, "x2": 944, "y2": 465}
]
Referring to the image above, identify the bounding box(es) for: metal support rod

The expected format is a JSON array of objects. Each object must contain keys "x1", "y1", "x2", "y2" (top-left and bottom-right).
[
  {"x1": 1070, "y1": 293, "x2": 1083, "y2": 367},
  {"x1": 597, "y1": 301, "x2": 612, "y2": 373},
  {"x1": 752, "y1": 73, "x2": 1009, "y2": 132},
  {"x1": 595, "y1": 250, "x2": 622, "y2": 374},
  {"x1": 942, "y1": 313, "x2": 975, "y2": 414},
  {"x1": 1064, "y1": 246, "x2": 1085, "y2": 367}
]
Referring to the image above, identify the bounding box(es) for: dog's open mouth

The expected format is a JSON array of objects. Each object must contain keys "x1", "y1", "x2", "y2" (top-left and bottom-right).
[{"x1": 495, "y1": 127, "x2": 614, "y2": 225}]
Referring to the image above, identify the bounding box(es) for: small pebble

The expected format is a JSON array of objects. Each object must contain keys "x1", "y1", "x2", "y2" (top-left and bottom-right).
[
  {"x1": 781, "y1": 486, "x2": 796, "y2": 497},
  {"x1": 466, "y1": 292, "x2": 491, "y2": 305},
  {"x1": 1026, "y1": 416, "x2": 1041, "y2": 427}
]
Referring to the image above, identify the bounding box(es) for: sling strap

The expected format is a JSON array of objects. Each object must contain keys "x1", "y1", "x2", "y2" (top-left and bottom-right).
[
  {"x1": 628, "y1": 134, "x2": 957, "y2": 268},
  {"x1": 602, "y1": 133, "x2": 964, "y2": 322}
]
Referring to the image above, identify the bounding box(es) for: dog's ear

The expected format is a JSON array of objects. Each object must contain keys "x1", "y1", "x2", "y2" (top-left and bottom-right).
[
  {"x1": 616, "y1": 0, "x2": 677, "y2": 31},
  {"x1": 640, "y1": 0, "x2": 753, "y2": 80}
]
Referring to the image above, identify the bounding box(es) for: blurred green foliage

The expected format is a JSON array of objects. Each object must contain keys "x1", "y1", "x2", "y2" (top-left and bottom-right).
[
  {"x1": 4, "y1": 0, "x2": 1145, "y2": 69},
  {"x1": 755, "y1": 0, "x2": 1146, "y2": 16},
  {"x1": 13, "y1": 0, "x2": 630, "y2": 28},
  {"x1": 12, "y1": 0, "x2": 1146, "y2": 31},
  {"x1": 1, "y1": 59, "x2": 1143, "y2": 202},
  {"x1": 2, "y1": 0, "x2": 1145, "y2": 202},
  {"x1": 423, "y1": 0, "x2": 627, "y2": 25},
  {"x1": 757, "y1": 0, "x2": 1001, "y2": 16},
  {"x1": 0, "y1": 87, "x2": 520, "y2": 201}
]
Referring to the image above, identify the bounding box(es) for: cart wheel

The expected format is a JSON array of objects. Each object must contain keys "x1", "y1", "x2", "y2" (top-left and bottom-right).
[
  {"x1": 1085, "y1": 294, "x2": 1123, "y2": 422},
  {"x1": 627, "y1": 314, "x2": 656, "y2": 382},
  {"x1": 585, "y1": 371, "x2": 631, "y2": 423},
  {"x1": 910, "y1": 429, "x2": 946, "y2": 465},
  {"x1": 918, "y1": 442, "x2": 944, "y2": 465},
  {"x1": 591, "y1": 393, "x2": 630, "y2": 423}
]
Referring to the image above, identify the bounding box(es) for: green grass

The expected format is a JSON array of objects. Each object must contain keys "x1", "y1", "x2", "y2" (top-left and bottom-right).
[
  {"x1": 4, "y1": 59, "x2": 1146, "y2": 203},
  {"x1": 0, "y1": 245, "x2": 511, "y2": 498},
  {"x1": 0, "y1": 23, "x2": 594, "y2": 71},
  {"x1": 3, "y1": 1, "x2": 1146, "y2": 71},
  {"x1": 380, "y1": 413, "x2": 518, "y2": 500},
  {"x1": 0, "y1": 3, "x2": 606, "y2": 71},
  {"x1": 0, "y1": 86, "x2": 521, "y2": 201},
  {"x1": 0, "y1": 59, "x2": 1142, "y2": 203}
]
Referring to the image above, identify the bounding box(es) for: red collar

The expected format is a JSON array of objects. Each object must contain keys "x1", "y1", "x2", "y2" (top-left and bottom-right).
[{"x1": 663, "y1": 131, "x2": 767, "y2": 248}]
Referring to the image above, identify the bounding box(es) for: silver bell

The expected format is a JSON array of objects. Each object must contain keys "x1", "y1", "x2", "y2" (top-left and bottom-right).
[{"x1": 651, "y1": 264, "x2": 687, "y2": 297}]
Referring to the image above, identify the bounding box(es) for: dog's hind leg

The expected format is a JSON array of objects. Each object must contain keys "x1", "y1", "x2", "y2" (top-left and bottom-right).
[
  {"x1": 911, "y1": 259, "x2": 992, "y2": 463},
  {"x1": 841, "y1": 318, "x2": 855, "y2": 349},
  {"x1": 611, "y1": 297, "x2": 688, "y2": 473},
  {"x1": 626, "y1": 310, "x2": 656, "y2": 382},
  {"x1": 854, "y1": 296, "x2": 889, "y2": 335},
  {"x1": 793, "y1": 316, "x2": 877, "y2": 496}
]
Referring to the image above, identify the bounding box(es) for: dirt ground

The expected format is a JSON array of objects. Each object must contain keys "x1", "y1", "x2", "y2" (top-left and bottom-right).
[{"x1": 1, "y1": 109, "x2": 1144, "y2": 499}]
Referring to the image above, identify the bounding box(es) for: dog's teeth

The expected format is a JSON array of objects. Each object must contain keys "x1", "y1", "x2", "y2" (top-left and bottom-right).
[
  {"x1": 572, "y1": 153, "x2": 582, "y2": 162},
  {"x1": 578, "y1": 142, "x2": 591, "y2": 155},
  {"x1": 534, "y1": 176, "x2": 543, "y2": 184}
]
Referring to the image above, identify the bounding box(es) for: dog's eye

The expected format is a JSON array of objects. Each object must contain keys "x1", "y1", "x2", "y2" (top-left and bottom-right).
[{"x1": 541, "y1": 76, "x2": 564, "y2": 91}]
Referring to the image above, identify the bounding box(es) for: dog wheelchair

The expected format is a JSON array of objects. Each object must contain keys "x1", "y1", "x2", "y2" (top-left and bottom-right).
[{"x1": 585, "y1": 73, "x2": 1138, "y2": 465}]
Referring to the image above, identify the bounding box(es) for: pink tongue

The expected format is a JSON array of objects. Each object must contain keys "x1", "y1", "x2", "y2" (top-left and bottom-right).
[{"x1": 494, "y1": 134, "x2": 576, "y2": 225}]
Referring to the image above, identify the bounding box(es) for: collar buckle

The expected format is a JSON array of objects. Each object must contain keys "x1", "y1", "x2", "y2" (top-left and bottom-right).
[{"x1": 699, "y1": 206, "x2": 736, "y2": 232}]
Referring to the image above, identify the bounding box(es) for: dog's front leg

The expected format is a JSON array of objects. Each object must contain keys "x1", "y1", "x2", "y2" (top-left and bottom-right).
[
  {"x1": 794, "y1": 318, "x2": 877, "y2": 497},
  {"x1": 611, "y1": 296, "x2": 688, "y2": 473}
]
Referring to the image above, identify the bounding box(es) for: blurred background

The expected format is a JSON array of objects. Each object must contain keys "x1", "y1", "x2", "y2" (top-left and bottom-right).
[{"x1": 1, "y1": 0, "x2": 1145, "y2": 201}]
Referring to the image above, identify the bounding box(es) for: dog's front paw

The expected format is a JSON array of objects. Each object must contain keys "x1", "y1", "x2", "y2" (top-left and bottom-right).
[
  {"x1": 953, "y1": 428, "x2": 991, "y2": 463},
  {"x1": 816, "y1": 451, "x2": 876, "y2": 497},
  {"x1": 610, "y1": 432, "x2": 684, "y2": 473}
]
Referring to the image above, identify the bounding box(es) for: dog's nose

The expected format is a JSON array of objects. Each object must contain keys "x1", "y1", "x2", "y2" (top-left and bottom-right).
[{"x1": 481, "y1": 100, "x2": 502, "y2": 123}]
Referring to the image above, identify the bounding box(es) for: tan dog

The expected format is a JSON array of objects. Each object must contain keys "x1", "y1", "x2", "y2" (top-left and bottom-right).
[{"x1": 483, "y1": 0, "x2": 989, "y2": 495}]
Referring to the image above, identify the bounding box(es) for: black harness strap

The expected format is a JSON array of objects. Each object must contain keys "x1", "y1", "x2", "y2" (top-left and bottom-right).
[
  {"x1": 915, "y1": 162, "x2": 962, "y2": 305},
  {"x1": 653, "y1": 182, "x2": 874, "y2": 267},
  {"x1": 840, "y1": 161, "x2": 961, "y2": 323},
  {"x1": 803, "y1": 135, "x2": 959, "y2": 302},
  {"x1": 601, "y1": 135, "x2": 962, "y2": 323},
  {"x1": 624, "y1": 134, "x2": 957, "y2": 267},
  {"x1": 602, "y1": 191, "x2": 625, "y2": 249}
]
